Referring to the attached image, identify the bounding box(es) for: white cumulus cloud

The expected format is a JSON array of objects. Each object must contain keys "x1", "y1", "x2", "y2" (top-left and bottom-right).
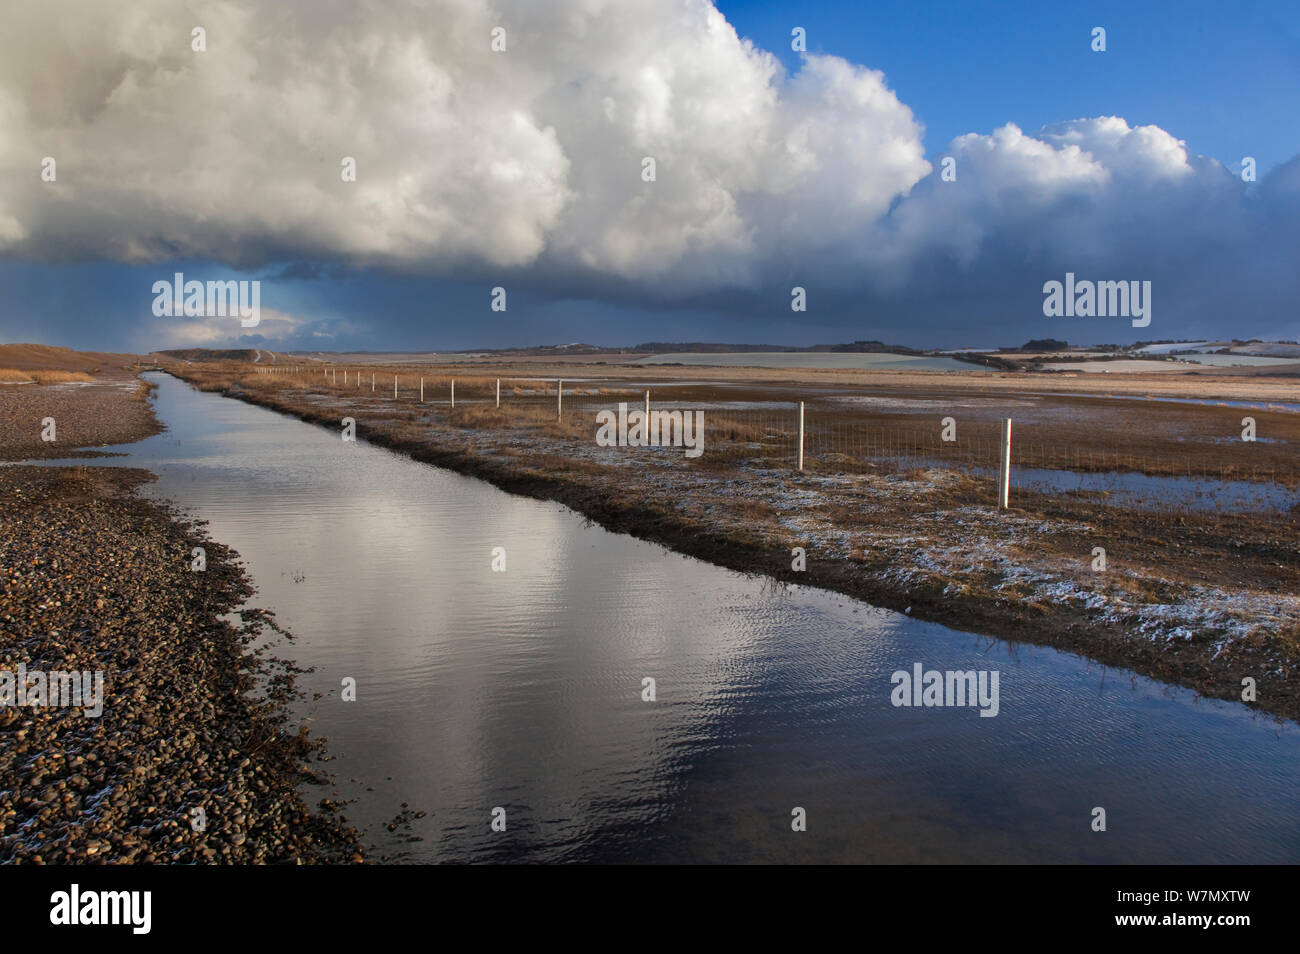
[{"x1": 0, "y1": 0, "x2": 1294, "y2": 340}]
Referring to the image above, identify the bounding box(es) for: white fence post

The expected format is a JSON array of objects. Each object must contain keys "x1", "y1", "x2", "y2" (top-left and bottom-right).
[
  {"x1": 645, "y1": 390, "x2": 650, "y2": 421},
  {"x1": 394, "y1": 375, "x2": 398, "y2": 399},
  {"x1": 557, "y1": 379, "x2": 563, "y2": 419},
  {"x1": 496, "y1": 378, "x2": 500, "y2": 408},
  {"x1": 451, "y1": 379, "x2": 455, "y2": 408},
  {"x1": 997, "y1": 418, "x2": 1012, "y2": 509},
  {"x1": 798, "y1": 401, "x2": 805, "y2": 471},
  {"x1": 420, "y1": 377, "x2": 424, "y2": 403}
]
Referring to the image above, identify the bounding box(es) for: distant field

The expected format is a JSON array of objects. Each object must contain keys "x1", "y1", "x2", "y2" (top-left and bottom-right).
[
  {"x1": 1178, "y1": 354, "x2": 1300, "y2": 367},
  {"x1": 632, "y1": 351, "x2": 984, "y2": 371},
  {"x1": 1038, "y1": 359, "x2": 1200, "y2": 373},
  {"x1": 1041, "y1": 357, "x2": 1300, "y2": 373},
  {"x1": 1136, "y1": 341, "x2": 1215, "y2": 354},
  {"x1": 1134, "y1": 342, "x2": 1300, "y2": 359}
]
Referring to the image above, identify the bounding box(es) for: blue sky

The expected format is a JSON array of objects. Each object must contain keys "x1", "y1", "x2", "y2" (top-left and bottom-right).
[
  {"x1": 718, "y1": 0, "x2": 1300, "y2": 175},
  {"x1": 1, "y1": 0, "x2": 1297, "y2": 353}
]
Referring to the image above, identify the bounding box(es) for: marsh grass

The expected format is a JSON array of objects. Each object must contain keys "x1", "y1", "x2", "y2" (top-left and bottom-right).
[{"x1": 0, "y1": 368, "x2": 98, "y2": 384}]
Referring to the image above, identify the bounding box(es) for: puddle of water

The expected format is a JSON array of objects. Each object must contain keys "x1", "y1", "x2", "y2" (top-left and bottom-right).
[
  {"x1": 1026, "y1": 392, "x2": 1300, "y2": 414},
  {"x1": 1004, "y1": 465, "x2": 1298, "y2": 513}
]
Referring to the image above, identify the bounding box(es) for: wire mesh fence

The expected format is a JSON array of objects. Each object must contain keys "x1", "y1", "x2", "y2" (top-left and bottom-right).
[{"x1": 270, "y1": 370, "x2": 1298, "y2": 521}]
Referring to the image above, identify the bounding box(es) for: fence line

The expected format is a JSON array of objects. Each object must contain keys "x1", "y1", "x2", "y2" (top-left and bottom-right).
[
  {"x1": 215, "y1": 370, "x2": 1296, "y2": 562},
  {"x1": 247, "y1": 371, "x2": 1294, "y2": 504}
]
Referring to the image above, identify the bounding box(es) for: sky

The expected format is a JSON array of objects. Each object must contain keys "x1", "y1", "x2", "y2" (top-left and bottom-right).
[
  {"x1": 0, "y1": 0, "x2": 1297, "y2": 354},
  {"x1": 718, "y1": 0, "x2": 1300, "y2": 176}
]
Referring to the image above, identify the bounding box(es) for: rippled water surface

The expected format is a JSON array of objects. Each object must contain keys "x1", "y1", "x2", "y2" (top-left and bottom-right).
[{"x1": 48, "y1": 374, "x2": 1300, "y2": 862}]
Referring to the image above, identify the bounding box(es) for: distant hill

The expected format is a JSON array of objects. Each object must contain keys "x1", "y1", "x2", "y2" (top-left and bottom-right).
[
  {"x1": 630, "y1": 342, "x2": 793, "y2": 353},
  {"x1": 155, "y1": 348, "x2": 264, "y2": 363},
  {"x1": 0, "y1": 343, "x2": 141, "y2": 371},
  {"x1": 426, "y1": 340, "x2": 929, "y2": 356},
  {"x1": 1020, "y1": 338, "x2": 1069, "y2": 352},
  {"x1": 630, "y1": 340, "x2": 924, "y2": 355},
  {"x1": 494, "y1": 343, "x2": 612, "y2": 356}
]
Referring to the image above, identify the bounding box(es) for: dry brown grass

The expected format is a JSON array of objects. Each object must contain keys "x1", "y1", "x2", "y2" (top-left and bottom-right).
[
  {"x1": 0, "y1": 368, "x2": 97, "y2": 384},
  {"x1": 129, "y1": 379, "x2": 157, "y2": 403},
  {"x1": 514, "y1": 451, "x2": 608, "y2": 477},
  {"x1": 708, "y1": 414, "x2": 778, "y2": 443},
  {"x1": 445, "y1": 400, "x2": 593, "y2": 439},
  {"x1": 32, "y1": 370, "x2": 97, "y2": 384},
  {"x1": 541, "y1": 414, "x2": 599, "y2": 440},
  {"x1": 446, "y1": 404, "x2": 513, "y2": 428}
]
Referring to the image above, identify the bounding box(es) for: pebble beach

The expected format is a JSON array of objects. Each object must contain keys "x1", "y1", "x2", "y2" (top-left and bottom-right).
[{"x1": 0, "y1": 373, "x2": 361, "y2": 863}]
